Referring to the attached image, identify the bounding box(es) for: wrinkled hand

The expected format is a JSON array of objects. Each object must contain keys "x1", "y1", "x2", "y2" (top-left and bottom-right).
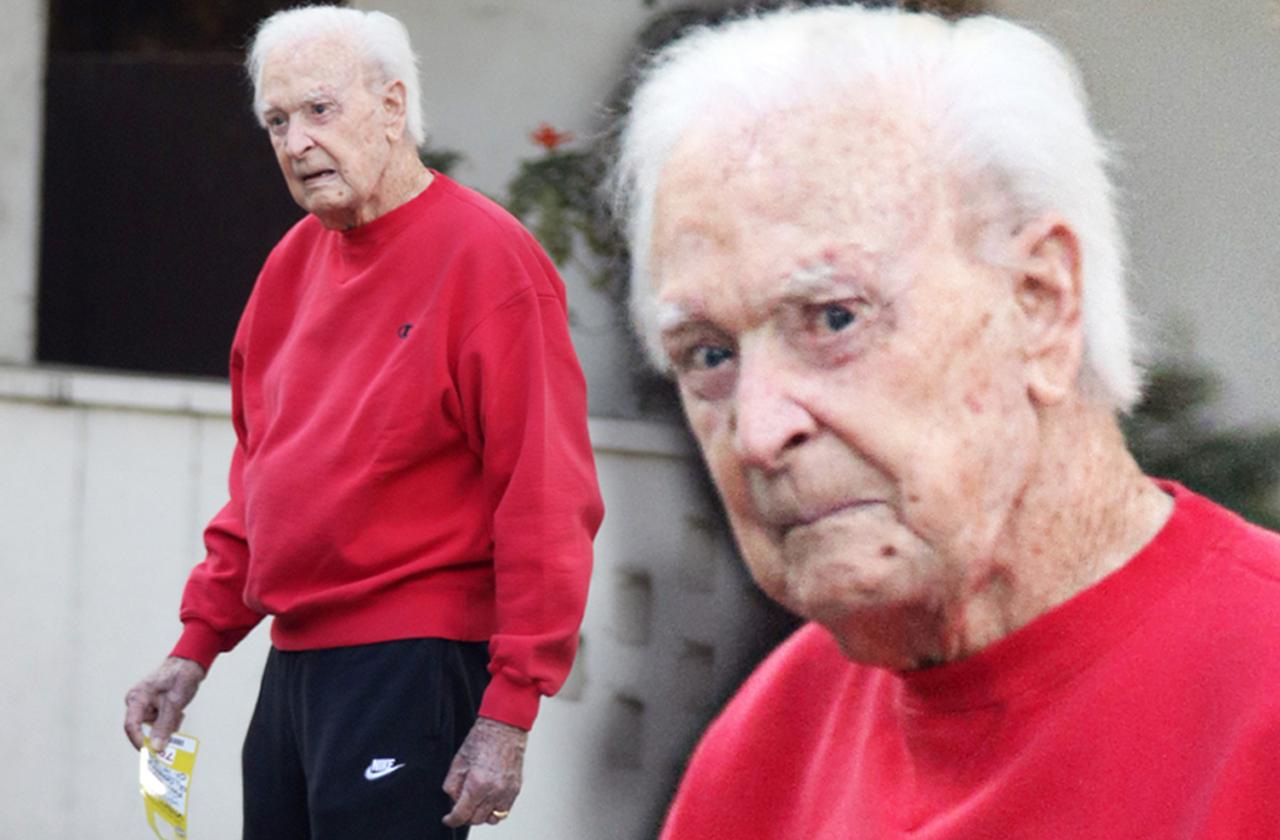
[
  {"x1": 442, "y1": 716, "x2": 528, "y2": 827},
  {"x1": 123, "y1": 657, "x2": 206, "y2": 751}
]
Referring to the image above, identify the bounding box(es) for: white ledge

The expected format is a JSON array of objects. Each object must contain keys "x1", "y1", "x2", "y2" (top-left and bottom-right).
[
  {"x1": 587, "y1": 417, "x2": 695, "y2": 458},
  {"x1": 0, "y1": 364, "x2": 230, "y2": 415},
  {"x1": 0, "y1": 364, "x2": 695, "y2": 458}
]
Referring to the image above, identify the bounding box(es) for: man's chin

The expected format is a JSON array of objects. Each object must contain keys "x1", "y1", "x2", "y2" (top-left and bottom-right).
[
  {"x1": 303, "y1": 192, "x2": 350, "y2": 211},
  {"x1": 746, "y1": 540, "x2": 912, "y2": 608},
  {"x1": 779, "y1": 574, "x2": 954, "y2": 669},
  {"x1": 783, "y1": 549, "x2": 911, "y2": 607},
  {"x1": 299, "y1": 195, "x2": 359, "y2": 229}
]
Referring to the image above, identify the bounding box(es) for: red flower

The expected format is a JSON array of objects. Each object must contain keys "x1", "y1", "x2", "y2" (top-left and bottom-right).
[{"x1": 530, "y1": 122, "x2": 574, "y2": 151}]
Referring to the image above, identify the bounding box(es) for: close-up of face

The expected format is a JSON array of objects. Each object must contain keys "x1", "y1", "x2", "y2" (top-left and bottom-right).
[
  {"x1": 258, "y1": 36, "x2": 403, "y2": 229},
  {"x1": 649, "y1": 102, "x2": 1050, "y2": 663}
]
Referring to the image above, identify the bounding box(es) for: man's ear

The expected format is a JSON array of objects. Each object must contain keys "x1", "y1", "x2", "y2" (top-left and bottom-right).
[
  {"x1": 381, "y1": 80, "x2": 408, "y2": 142},
  {"x1": 1011, "y1": 216, "x2": 1084, "y2": 407}
]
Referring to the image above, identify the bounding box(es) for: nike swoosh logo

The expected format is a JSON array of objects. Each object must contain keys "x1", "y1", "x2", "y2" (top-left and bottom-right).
[{"x1": 364, "y1": 761, "x2": 406, "y2": 781}]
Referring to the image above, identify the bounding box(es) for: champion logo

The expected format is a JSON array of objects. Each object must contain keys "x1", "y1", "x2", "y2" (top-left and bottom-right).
[
  {"x1": 364, "y1": 758, "x2": 406, "y2": 781},
  {"x1": 397, "y1": 323, "x2": 414, "y2": 339}
]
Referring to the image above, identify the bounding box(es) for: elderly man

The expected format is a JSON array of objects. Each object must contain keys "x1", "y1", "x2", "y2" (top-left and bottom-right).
[
  {"x1": 123, "y1": 6, "x2": 603, "y2": 837},
  {"x1": 611, "y1": 6, "x2": 1280, "y2": 838}
]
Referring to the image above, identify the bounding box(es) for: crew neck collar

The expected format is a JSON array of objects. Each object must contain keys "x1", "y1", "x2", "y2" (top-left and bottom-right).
[
  {"x1": 331, "y1": 170, "x2": 448, "y2": 245},
  {"x1": 897, "y1": 481, "x2": 1220, "y2": 714}
]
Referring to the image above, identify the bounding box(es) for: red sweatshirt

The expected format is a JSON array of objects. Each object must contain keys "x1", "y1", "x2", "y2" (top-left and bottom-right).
[
  {"x1": 661, "y1": 483, "x2": 1280, "y2": 838},
  {"x1": 171, "y1": 174, "x2": 604, "y2": 729}
]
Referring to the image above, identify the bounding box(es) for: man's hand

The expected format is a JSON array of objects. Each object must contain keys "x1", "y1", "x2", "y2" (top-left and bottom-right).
[
  {"x1": 442, "y1": 716, "x2": 528, "y2": 827},
  {"x1": 123, "y1": 657, "x2": 206, "y2": 751}
]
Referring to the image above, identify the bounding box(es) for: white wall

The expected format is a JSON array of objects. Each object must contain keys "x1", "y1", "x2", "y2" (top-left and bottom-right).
[
  {"x1": 992, "y1": 0, "x2": 1280, "y2": 427},
  {"x1": 0, "y1": 0, "x2": 44, "y2": 363},
  {"x1": 0, "y1": 370, "x2": 263, "y2": 837},
  {"x1": 367, "y1": 0, "x2": 650, "y2": 198},
  {"x1": 0, "y1": 367, "x2": 772, "y2": 840}
]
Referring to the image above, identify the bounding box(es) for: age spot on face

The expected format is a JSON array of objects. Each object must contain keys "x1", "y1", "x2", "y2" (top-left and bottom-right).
[{"x1": 880, "y1": 544, "x2": 898, "y2": 557}]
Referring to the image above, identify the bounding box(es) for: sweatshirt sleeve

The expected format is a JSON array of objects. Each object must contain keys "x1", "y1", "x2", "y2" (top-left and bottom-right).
[
  {"x1": 169, "y1": 335, "x2": 266, "y2": 670},
  {"x1": 455, "y1": 253, "x2": 604, "y2": 731}
]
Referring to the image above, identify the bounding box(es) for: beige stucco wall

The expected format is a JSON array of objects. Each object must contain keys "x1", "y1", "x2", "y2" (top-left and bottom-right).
[
  {"x1": 0, "y1": 0, "x2": 44, "y2": 363},
  {"x1": 0, "y1": 367, "x2": 765, "y2": 839},
  {"x1": 992, "y1": 0, "x2": 1280, "y2": 427}
]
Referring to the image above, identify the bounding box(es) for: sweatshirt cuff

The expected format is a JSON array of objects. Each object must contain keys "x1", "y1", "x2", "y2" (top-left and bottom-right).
[
  {"x1": 169, "y1": 620, "x2": 226, "y2": 672},
  {"x1": 477, "y1": 671, "x2": 543, "y2": 731}
]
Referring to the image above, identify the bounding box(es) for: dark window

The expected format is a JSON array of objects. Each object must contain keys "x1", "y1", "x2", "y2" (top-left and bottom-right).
[{"x1": 37, "y1": 1, "x2": 337, "y2": 378}]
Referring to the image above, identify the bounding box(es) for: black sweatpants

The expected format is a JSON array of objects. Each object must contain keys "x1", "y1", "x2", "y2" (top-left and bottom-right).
[{"x1": 242, "y1": 638, "x2": 490, "y2": 840}]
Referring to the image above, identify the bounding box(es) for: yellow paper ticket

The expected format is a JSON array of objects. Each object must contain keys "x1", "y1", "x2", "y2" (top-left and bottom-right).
[{"x1": 138, "y1": 729, "x2": 200, "y2": 840}]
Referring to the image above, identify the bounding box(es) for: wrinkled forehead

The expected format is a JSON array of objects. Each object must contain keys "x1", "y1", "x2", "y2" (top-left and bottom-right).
[
  {"x1": 260, "y1": 35, "x2": 367, "y2": 100},
  {"x1": 651, "y1": 98, "x2": 950, "y2": 285}
]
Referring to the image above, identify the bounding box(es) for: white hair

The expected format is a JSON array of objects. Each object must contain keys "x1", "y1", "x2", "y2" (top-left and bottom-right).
[
  {"x1": 611, "y1": 5, "x2": 1142, "y2": 411},
  {"x1": 246, "y1": 5, "x2": 426, "y2": 147}
]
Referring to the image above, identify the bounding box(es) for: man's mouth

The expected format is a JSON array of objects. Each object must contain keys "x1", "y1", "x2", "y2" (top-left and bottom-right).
[
  {"x1": 777, "y1": 500, "x2": 882, "y2": 537},
  {"x1": 301, "y1": 169, "x2": 336, "y2": 183}
]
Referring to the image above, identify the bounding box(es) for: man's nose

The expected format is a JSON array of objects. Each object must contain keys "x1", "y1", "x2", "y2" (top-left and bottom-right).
[
  {"x1": 730, "y1": 352, "x2": 814, "y2": 470},
  {"x1": 284, "y1": 120, "x2": 314, "y2": 157}
]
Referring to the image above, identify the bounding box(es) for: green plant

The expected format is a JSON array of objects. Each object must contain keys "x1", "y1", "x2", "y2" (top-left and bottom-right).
[
  {"x1": 1124, "y1": 361, "x2": 1280, "y2": 529},
  {"x1": 504, "y1": 125, "x2": 626, "y2": 292},
  {"x1": 419, "y1": 145, "x2": 464, "y2": 177}
]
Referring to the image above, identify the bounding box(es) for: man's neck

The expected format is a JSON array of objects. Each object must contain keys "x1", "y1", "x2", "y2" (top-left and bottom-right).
[
  {"x1": 337, "y1": 148, "x2": 433, "y2": 230},
  {"x1": 939, "y1": 400, "x2": 1175, "y2": 665}
]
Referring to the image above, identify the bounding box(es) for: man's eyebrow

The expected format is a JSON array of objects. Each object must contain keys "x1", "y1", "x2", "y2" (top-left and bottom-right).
[
  {"x1": 656, "y1": 300, "x2": 701, "y2": 336},
  {"x1": 264, "y1": 87, "x2": 337, "y2": 114},
  {"x1": 779, "y1": 259, "x2": 867, "y2": 299},
  {"x1": 656, "y1": 261, "x2": 871, "y2": 337},
  {"x1": 301, "y1": 87, "x2": 339, "y2": 105}
]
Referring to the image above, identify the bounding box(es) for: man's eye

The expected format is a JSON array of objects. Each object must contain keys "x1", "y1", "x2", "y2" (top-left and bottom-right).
[
  {"x1": 691, "y1": 345, "x2": 735, "y2": 370},
  {"x1": 820, "y1": 303, "x2": 856, "y2": 332},
  {"x1": 788, "y1": 299, "x2": 870, "y2": 363},
  {"x1": 670, "y1": 342, "x2": 737, "y2": 401},
  {"x1": 312, "y1": 103, "x2": 328, "y2": 115}
]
